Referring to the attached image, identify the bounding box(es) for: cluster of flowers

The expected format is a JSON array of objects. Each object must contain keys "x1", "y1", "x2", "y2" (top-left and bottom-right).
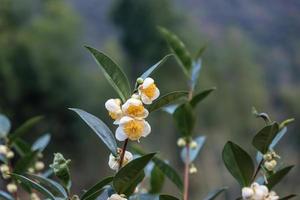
[
  {"x1": 263, "y1": 150, "x2": 280, "y2": 172},
  {"x1": 0, "y1": 144, "x2": 44, "y2": 199},
  {"x1": 177, "y1": 137, "x2": 198, "y2": 174},
  {"x1": 242, "y1": 182, "x2": 279, "y2": 200}
]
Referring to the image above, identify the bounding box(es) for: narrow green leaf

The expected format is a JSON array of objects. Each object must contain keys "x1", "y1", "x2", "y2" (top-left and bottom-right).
[
  {"x1": 279, "y1": 194, "x2": 297, "y2": 200},
  {"x1": 81, "y1": 177, "x2": 113, "y2": 200},
  {"x1": 11, "y1": 174, "x2": 56, "y2": 200},
  {"x1": 158, "y1": 27, "x2": 192, "y2": 77},
  {"x1": 140, "y1": 54, "x2": 173, "y2": 79},
  {"x1": 14, "y1": 150, "x2": 39, "y2": 173},
  {"x1": 203, "y1": 187, "x2": 227, "y2": 200},
  {"x1": 252, "y1": 123, "x2": 280, "y2": 154},
  {"x1": 0, "y1": 191, "x2": 14, "y2": 200},
  {"x1": 195, "y1": 46, "x2": 207, "y2": 60},
  {"x1": 31, "y1": 133, "x2": 51, "y2": 152},
  {"x1": 0, "y1": 114, "x2": 11, "y2": 138},
  {"x1": 190, "y1": 88, "x2": 216, "y2": 108},
  {"x1": 159, "y1": 194, "x2": 179, "y2": 200},
  {"x1": 85, "y1": 46, "x2": 131, "y2": 101},
  {"x1": 149, "y1": 166, "x2": 165, "y2": 194},
  {"x1": 181, "y1": 136, "x2": 206, "y2": 163},
  {"x1": 70, "y1": 108, "x2": 118, "y2": 156},
  {"x1": 27, "y1": 174, "x2": 68, "y2": 198},
  {"x1": 173, "y1": 103, "x2": 195, "y2": 137},
  {"x1": 222, "y1": 141, "x2": 254, "y2": 187},
  {"x1": 266, "y1": 166, "x2": 294, "y2": 189},
  {"x1": 113, "y1": 153, "x2": 156, "y2": 196},
  {"x1": 8, "y1": 116, "x2": 43, "y2": 143},
  {"x1": 152, "y1": 157, "x2": 183, "y2": 191},
  {"x1": 12, "y1": 138, "x2": 32, "y2": 157},
  {"x1": 147, "y1": 91, "x2": 188, "y2": 112}
]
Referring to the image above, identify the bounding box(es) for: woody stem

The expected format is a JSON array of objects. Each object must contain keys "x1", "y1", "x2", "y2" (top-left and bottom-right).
[{"x1": 118, "y1": 139, "x2": 129, "y2": 170}]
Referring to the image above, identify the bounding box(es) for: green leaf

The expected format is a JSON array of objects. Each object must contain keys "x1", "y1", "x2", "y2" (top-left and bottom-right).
[
  {"x1": 0, "y1": 190, "x2": 14, "y2": 200},
  {"x1": 81, "y1": 177, "x2": 113, "y2": 200},
  {"x1": 203, "y1": 187, "x2": 227, "y2": 200},
  {"x1": 11, "y1": 174, "x2": 56, "y2": 200},
  {"x1": 113, "y1": 153, "x2": 156, "y2": 196},
  {"x1": 252, "y1": 122, "x2": 280, "y2": 154},
  {"x1": 147, "y1": 91, "x2": 188, "y2": 112},
  {"x1": 14, "y1": 150, "x2": 39, "y2": 173},
  {"x1": 152, "y1": 157, "x2": 183, "y2": 192},
  {"x1": 12, "y1": 138, "x2": 32, "y2": 157},
  {"x1": 181, "y1": 136, "x2": 206, "y2": 163},
  {"x1": 27, "y1": 174, "x2": 68, "y2": 198},
  {"x1": 190, "y1": 88, "x2": 216, "y2": 108},
  {"x1": 140, "y1": 54, "x2": 173, "y2": 79},
  {"x1": 149, "y1": 166, "x2": 165, "y2": 194},
  {"x1": 70, "y1": 108, "x2": 118, "y2": 156},
  {"x1": 195, "y1": 46, "x2": 207, "y2": 60},
  {"x1": 85, "y1": 46, "x2": 131, "y2": 101},
  {"x1": 31, "y1": 133, "x2": 51, "y2": 152},
  {"x1": 0, "y1": 114, "x2": 11, "y2": 138},
  {"x1": 8, "y1": 116, "x2": 44, "y2": 144},
  {"x1": 173, "y1": 103, "x2": 195, "y2": 136},
  {"x1": 158, "y1": 27, "x2": 192, "y2": 77},
  {"x1": 222, "y1": 141, "x2": 254, "y2": 187},
  {"x1": 190, "y1": 59, "x2": 202, "y2": 91},
  {"x1": 266, "y1": 166, "x2": 294, "y2": 189},
  {"x1": 279, "y1": 194, "x2": 297, "y2": 200},
  {"x1": 159, "y1": 194, "x2": 179, "y2": 200}
]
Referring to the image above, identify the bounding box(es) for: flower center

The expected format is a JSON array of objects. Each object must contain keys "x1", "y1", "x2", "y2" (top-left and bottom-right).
[
  {"x1": 141, "y1": 83, "x2": 156, "y2": 98},
  {"x1": 123, "y1": 120, "x2": 144, "y2": 140},
  {"x1": 125, "y1": 105, "x2": 144, "y2": 117}
]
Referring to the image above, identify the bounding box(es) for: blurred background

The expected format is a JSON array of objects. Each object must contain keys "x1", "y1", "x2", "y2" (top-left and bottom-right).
[{"x1": 0, "y1": 0, "x2": 299, "y2": 199}]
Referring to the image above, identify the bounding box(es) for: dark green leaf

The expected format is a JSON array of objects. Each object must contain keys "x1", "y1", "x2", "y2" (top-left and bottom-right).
[
  {"x1": 85, "y1": 46, "x2": 131, "y2": 101},
  {"x1": 149, "y1": 166, "x2": 165, "y2": 194},
  {"x1": 32, "y1": 133, "x2": 51, "y2": 152},
  {"x1": 113, "y1": 153, "x2": 156, "y2": 196},
  {"x1": 159, "y1": 195, "x2": 179, "y2": 200},
  {"x1": 11, "y1": 174, "x2": 56, "y2": 200},
  {"x1": 14, "y1": 150, "x2": 39, "y2": 173},
  {"x1": 181, "y1": 136, "x2": 206, "y2": 163},
  {"x1": 195, "y1": 46, "x2": 207, "y2": 60},
  {"x1": 81, "y1": 177, "x2": 113, "y2": 200},
  {"x1": 190, "y1": 88, "x2": 216, "y2": 108},
  {"x1": 158, "y1": 27, "x2": 192, "y2": 77},
  {"x1": 70, "y1": 108, "x2": 118, "y2": 156},
  {"x1": 148, "y1": 91, "x2": 188, "y2": 112},
  {"x1": 173, "y1": 103, "x2": 195, "y2": 136},
  {"x1": 12, "y1": 139, "x2": 32, "y2": 157},
  {"x1": 222, "y1": 141, "x2": 254, "y2": 187},
  {"x1": 252, "y1": 123, "x2": 280, "y2": 154},
  {"x1": 279, "y1": 194, "x2": 297, "y2": 200},
  {"x1": 203, "y1": 187, "x2": 227, "y2": 200},
  {"x1": 0, "y1": 114, "x2": 11, "y2": 138},
  {"x1": 27, "y1": 174, "x2": 67, "y2": 198},
  {"x1": 266, "y1": 166, "x2": 294, "y2": 189},
  {"x1": 8, "y1": 116, "x2": 43, "y2": 143},
  {"x1": 140, "y1": 54, "x2": 173, "y2": 79},
  {"x1": 152, "y1": 157, "x2": 183, "y2": 191},
  {"x1": 0, "y1": 191, "x2": 14, "y2": 200}
]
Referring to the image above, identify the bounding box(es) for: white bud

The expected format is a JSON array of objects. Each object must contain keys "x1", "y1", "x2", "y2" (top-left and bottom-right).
[
  {"x1": 263, "y1": 153, "x2": 273, "y2": 161},
  {"x1": 108, "y1": 151, "x2": 133, "y2": 170},
  {"x1": 177, "y1": 138, "x2": 186, "y2": 147},
  {"x1": 35, "y1": 161, "x2": 45, "y2": 171},
  {"x1": 189, "y1": 164, "x2": 197, "y2": 174},
  {"x1": 242, "y1": 187, "x2": 254, "y2": 199},
  {"x1": 28, "y1": 167, "x2": 35, "y2": 173},
  {"x1": 107, "y1": 194, "x2": 127, "y2": 200},
  {"x1": 190, "y1": 140, "x2": 198, "y2": 149},
  {"x1": 0, "y1": 145, "x2": 8, "y2": 154},
  {"x1": 7, "y1": 183, "x2": 17, "y2": 193},
  {"x1": 264, "y1": 160, "x2": 277, "y2": 171},
  {"x1": 6, "y1": 151, "x2": 14, "y2": 159},
  {"x1": 136, "y1": 77, "x2": 144, "y2": 84},
  {"x1": 0, "y1": 164, "x2": 10, "y2": 173},
  {"x1": 30, "y1": 193, "x2": 41, "y2": 200}
]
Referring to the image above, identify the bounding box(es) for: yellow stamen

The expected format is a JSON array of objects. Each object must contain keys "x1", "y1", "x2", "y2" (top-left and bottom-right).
[
  {"x1": 141, "y1": 83, "x2": 157, "y2": 98},
  {"x1": 123, "y1": 120, "x2": 144, "y2": 140},
  {"x1": 125, "y1": 105, "x2": 145, "y2": 117}
]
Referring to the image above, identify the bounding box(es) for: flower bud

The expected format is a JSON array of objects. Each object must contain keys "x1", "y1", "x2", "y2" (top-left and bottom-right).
[
  {"x1": 108, "y1": 150, "x2": 133, "y2": 170},
  {"x1": 189, "y1": 164, "x2": 197, "y2": 174},
  {"x1": 264, "y1": 160, "x2": 277, "y2": 171},
  {"x1": 242, "y1": 187, "x2": 254, "y2": 199},
  {"x1": 177, "y1": 138, "x2": 186, "y2": 147},
  {"x1": 136, "y1": 77, "x2": 144, "y2": 84},
  {"x1": 30, "y1": 193, "x2": 40, "y2": 200},
  {"x1": 263, "y1": 153, "x2": 273, "y2": 161},
  {"x1": 0, "y1": 164, "x2": 10, "y2": 174},
  {"x1": 190, "y1": 140, "x2": 198, "y2": 149},
  {"x1": 28, "y1": 167, "x2": 35, "y2": 173},
  {"x1": 0, "y1": 145, "x2": 8, "y2": 155},
  {"x1": 50, "y1": 153, "x2": 71, "y2": 188},
  {"x1": 6, "y1": 151, "x2": 14, "y2": 159},
  {"x1": 107, "y1": 194, "x2": 127, "y2": 200},
  {"x1": 7, "y1": 183, "x2": 17, "y2": 193},
  {"x1": 35, "y1": 161, "x2": 45, "y2": 171}
]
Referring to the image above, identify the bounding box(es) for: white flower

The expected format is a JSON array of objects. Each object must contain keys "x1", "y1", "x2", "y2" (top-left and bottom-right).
[
  {"x1": 242, "y1": 183, "x2": 269, "y2": 200},
  {"x1": 7, "y1": 183, "x2": 17, "y2": 193},
  {"x1": 138, "y1": 77, "x2": 160, "y2": 104},
  {"x1": 189, "y1": 164, "x2": 197, "y2": 174},
  {"x1": 35, "y1": 161, "x2": 45, "y2": 171},
  {"x1": 6, "y1": 151, "x2": 14, "y2": 159},
  {"x1": 177, "y1": 138, "x2": 186, "y2": 147},
  {"x1": 107, "y1": 194, "x2": 127, "y2": 200},
  {"x1": 105, "y1": 98, "x2": 123, "y2": 124},
  {"x1": 122, "y1": 98, "x2": 148, "y2": 119},
  {"x1": 266, "y1": 191, "x2": 279, "y2": 200},
  {"x1": 242, "y1": 187, "x2": 254, "y2": 199},
  {"x1": 0, "y1": 145, "x2": 8, "y2": 155},
  {"x1": 116, "y1": 116, "x2": 151, "y2": 141},
  {"x1": 108, "y1": 150, "x2": 133, "y2": 170}
]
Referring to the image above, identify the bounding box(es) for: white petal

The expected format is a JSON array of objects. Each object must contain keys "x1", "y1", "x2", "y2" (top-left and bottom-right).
[
  {"x1": 116, "y1": 127, "x2": 128, "y2": 141},
  {"x1": 122, "y1": 98, "x2": 142, "y2": 111},
  {"x1": 105, "y1": 99, "x2": 121, "y2": 112},
  {"x1": 242, "y1": 187, "x2": 254, "y2": 199},
  {"x1": 142, "y1": 121, "x2": 151, "y2": 137},
  {"x1": 119, "y1": 116, "x2": 134, "y2": 124},
  {"x1": 108, "y1": 154, "x2": 119, "y2": 170},
  {"x1": 142, "y1": 77, "x2": 154, "y2": 88},
  {"x1": 142, "y1": 108, "x2": 149, "y2": 118},
  {"x1": 259, "y1": 185, "x2": 269, "y2": 195},
  {"x1": 152, "y1": 87, "x2": 160, "y2": 100},
  {"x1": 141, "y1": 94, "x2": 152, "y2": 105}
]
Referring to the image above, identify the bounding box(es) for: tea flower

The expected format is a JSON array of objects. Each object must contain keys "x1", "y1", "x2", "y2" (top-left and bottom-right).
[
  {"x1": 116, "y1": 116, "x2": 151, "y2": 141},
  {"x1": 7, "y1": 183, "x2": 17, "y2": 193},
  {"x1": 264, "y1": 160, "x2": 277, "y2": 171},
  {"x1": 122, "y1": 98, "x2": 149, "y2": 119},
  {"x1": 107, "y1": 194, "x2": 127, "y2": 200},
  {"x1": 105, "y1": 98, "x2": 123, "y2": 124},
  {"x1": 242, "y1": 182, "x2": 271, "y2": 200},
  {"x1": 0, "y1": 145, "x2": 8, "y2": 155},
  {"x1": 138, "y1": 77, "x2": 160, "y2": 104},
  {"x1": 108, "y1": 150, "x2": 133, "y2": 170}
]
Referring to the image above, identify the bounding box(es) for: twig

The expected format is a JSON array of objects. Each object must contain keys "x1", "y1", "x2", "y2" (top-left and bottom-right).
[
  {"x1": 119, "y1": 139, "x2": 129, "y2": 170},
  {"x1": 183, "y1": 143, "x2": 190, "y2": 200}
]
